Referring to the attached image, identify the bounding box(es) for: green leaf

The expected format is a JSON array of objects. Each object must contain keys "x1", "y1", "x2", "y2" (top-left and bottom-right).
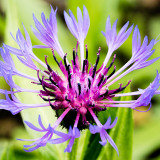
[
  {"x1": 75, "y1": 130, "x2": 91, "y2": 160},
  {"x1": 0, "y1": 15, "x2": 5, "y2": 39},
  {"x1": 83, "y1": 134, "x2": 102, "y2": 160},
  {"x1": 0, "y1": 139, "x2": 38, "y2": 160},
  {"x1": 0, "y1": 141, "x2": 8, "y2": 160},
  {"x1": 0, "y1": 142, "x2": 15, "y2": 160},
  {"x1": 133, "y1": 117, "x2": 160, "y2": 160},
  {"x1": 97, "y1": 87, "x2": 133, "y2": 160}
]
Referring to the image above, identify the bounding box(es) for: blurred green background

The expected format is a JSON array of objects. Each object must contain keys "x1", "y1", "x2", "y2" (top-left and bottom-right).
[{"x1": 0, "y1": 0, "x2": 160, "y2": 159}]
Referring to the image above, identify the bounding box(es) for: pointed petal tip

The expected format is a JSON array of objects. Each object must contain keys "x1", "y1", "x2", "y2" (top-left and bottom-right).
[
  {"x1": 99, "y1": 140, "x2": 107, "y2": 146},
  {"x1": 83, "y1": 5, "x2": 87, "y2": 11}
]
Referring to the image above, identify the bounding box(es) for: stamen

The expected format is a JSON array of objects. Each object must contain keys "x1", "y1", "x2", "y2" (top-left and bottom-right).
[
  {"x1": 85, "y1": 45, "x2": 88, "y2": 59},
  {"x1": 49, "y1": 101, "x2": 56, "y2": 110},
  {"x1": 108, "y1": 54, "x2": 116, "y2": 70},
  {"x1": 39, "y1": 95, "x2": 55, "y2": 101},
  {"x1": 44, "y1": 71, "x2": 50, "y2": 75},
  {"x1": 41, "y1": 80, "x2": 56, "y2": 96},
  {"x1": 68, "y1": 74, "x2": 72, "y2": 88},
  {"x1": 49, "y1": 75, "x2": 58, "y2": 86},
  {"x1": 108, "y1": 65, "x2": 116, "y2": 79},
  {"x1": 98, "y1": 74, "x2": 104, "y2": 87},
  {"x1": 51, "y1": 49, "x2": 60, "y2": 67},
  {"x1": 78, "y1": 83, "x2": 81, "y2": 95},
  {"x1": 109, "y1": 80, "x2": 131, "y2": 95},
  {"x1": 92, "y1": 53, "x2": 100, "y2": 78},
  {"x1": 37, "y1": 70, "x2": 42, "y2": 83},
  {"x1": 85, "y1": 60, "x2": 89, "y2": 73},
  {"x1": 65, "y1": 96, "x2": 71, "y2": 102},
  {"x1": 96, "y1": 53, "x2": 100, "y2": 66},
  {"x1": 49, "y1": 97, "x2": 56, "y2": 109},
  {"x1": 88, "y1": 78, "x2": 91, "y2": 89},
  {"x1": 45, "y1": 56, "x2": 52, "y2": 72},
  {"x1": 63, "y1": 53, "x2": 68, "y2": 70},
  {"x1": 73, "y1": 48, "x2": 76, "y2": 65},
  {"x1": 82, "y1": 60, "x2": 86, "y2": 72},
  {"x1": 41, "y1": 76, "x2": 58, "y2": 91},
  {"x1": 67, "y1": 65, "x2": 71, "y2": 76}
]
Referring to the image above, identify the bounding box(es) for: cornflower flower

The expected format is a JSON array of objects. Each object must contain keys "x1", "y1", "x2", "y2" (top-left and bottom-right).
[{"x1": 0, "y1": 5, "x2": 160, "y2": 154}]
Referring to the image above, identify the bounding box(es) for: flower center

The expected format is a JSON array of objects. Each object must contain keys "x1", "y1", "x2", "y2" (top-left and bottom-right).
[{"x1": 34, "y1": 46, "x2": 131, "y2": 130}]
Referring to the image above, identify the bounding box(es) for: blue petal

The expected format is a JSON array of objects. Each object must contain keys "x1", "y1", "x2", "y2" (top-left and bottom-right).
[
  {"x1": 48, "y1": 137, "x2": 69, "y2": 144},
  {"x1": 133, "y1": 71, "x2": 160, "y2": 107},
  {"x1": 74, "y1": 127, "x2": 80, "y2": 138},
  {"x1": 103, "y1": 116, "x2": 111, "y2": 128},
  {"x1": 38, "y1": 115, "x2": 46, "y2": 130},
  {"x1": 83, "y1": 5, "x2": 90, "y2": 38},
  {"x1": 89, "y1": 124, "x2": 100, "y2": 134},
  {"x1": 108, "y1": 117, "x2": 118, "y2": 129},
  {"x1": 24, "y1": 121, "x2": 44, "y2": 132},
  {"x1": 64, "y1": 137, "x2": 74, "y2": 153},
  {"x1": 106, "y1": 133, "x2": 119, "y2": 156}
]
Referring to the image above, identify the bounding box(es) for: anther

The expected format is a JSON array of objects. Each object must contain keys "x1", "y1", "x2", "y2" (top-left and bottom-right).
[
  {"x1": 40, "y1": 95, "x2": 55, "y2": 101},
  {"x1": 108, "y1": 81, "x2": 131, "y2": 95},
  {"x1": 78, "y1": 83, "x2": 81, "y2": 95},
  {"x1": 41, "y1": 79, "x2": 56, "y2": 96},
  {"x1": 92, "y1": 64, "x2": 97, "y2": 78},
  {"x1": 108, "y1": 54, "x2": 116, "y2": 70},
  {"x1": 45, "y1": 56, "x2": 52, "y2": 72},
  {"x1": 96, "y1": 53, "x2": 100, "y2": 66},
  {"x1": 98, "y1": 74, "x2": 104, "y2": 87},
  {"x1": 73, "y1": 48, "x2": 76, "y2": 65},
  {"x1": 63, "y1": 53, "x2": 68, "y2": 70},
  {"x1": 67, "y1": 65, "x2": 71, "y2": 75},
  {"x1": 107, "y1": 65, "x2": 116, "y2": 79},
  {"x1": 65, "y1": 96, "x2": 71, "y2": 102},
  {"x1": 92, "y1": 53, "x2": 100, "y2": 78},
  {"x1": 88, "y1": 78, "x2": 91, "y2": 89},
  {"x1": 68, "y1": 74, "x2": 72, "y2": 88},
  {"x1": 119, "y1": 80, "x2": 132, "y2": 92},
  {"x1": 111, "y1": 84, "x2": 123, "y2": 94},
  {"x1": 51, "y1": 49, "x2": 60, "y2": 67},
  {"x1": 37, "y1": 70, "x2": 42, "y2": 83},
  {"x1": 82, "y1": 60, "x2": 86, "y2": 72},
  {"x1": 85, "y1": 45, "x2": 88, "y2": 59},
  {"x1": 41, "y1": 77, "x2": 47, "y2": 91},
  {"x1": 49, "y1": 75, "x2": 58, "y2": 86},
  {"x1": 49, "y1": 99, "x2": 56, "y2": 110}
]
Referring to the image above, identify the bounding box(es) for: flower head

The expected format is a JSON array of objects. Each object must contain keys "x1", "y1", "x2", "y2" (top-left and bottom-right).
[
  {"x1": 0, "y1": 6, "x2": 160, "y2": 154},
  {"x1": 17, "y1": 115, "x2": 54, "y2": 152}
]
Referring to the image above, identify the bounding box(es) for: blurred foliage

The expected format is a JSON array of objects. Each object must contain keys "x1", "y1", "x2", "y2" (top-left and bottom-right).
[
  {"x1": 97, "y1": 87, "x2": 133, "y2": 160},
  {"x1": 0, "y1": 0, "x2": 160, "y2": 159}
]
